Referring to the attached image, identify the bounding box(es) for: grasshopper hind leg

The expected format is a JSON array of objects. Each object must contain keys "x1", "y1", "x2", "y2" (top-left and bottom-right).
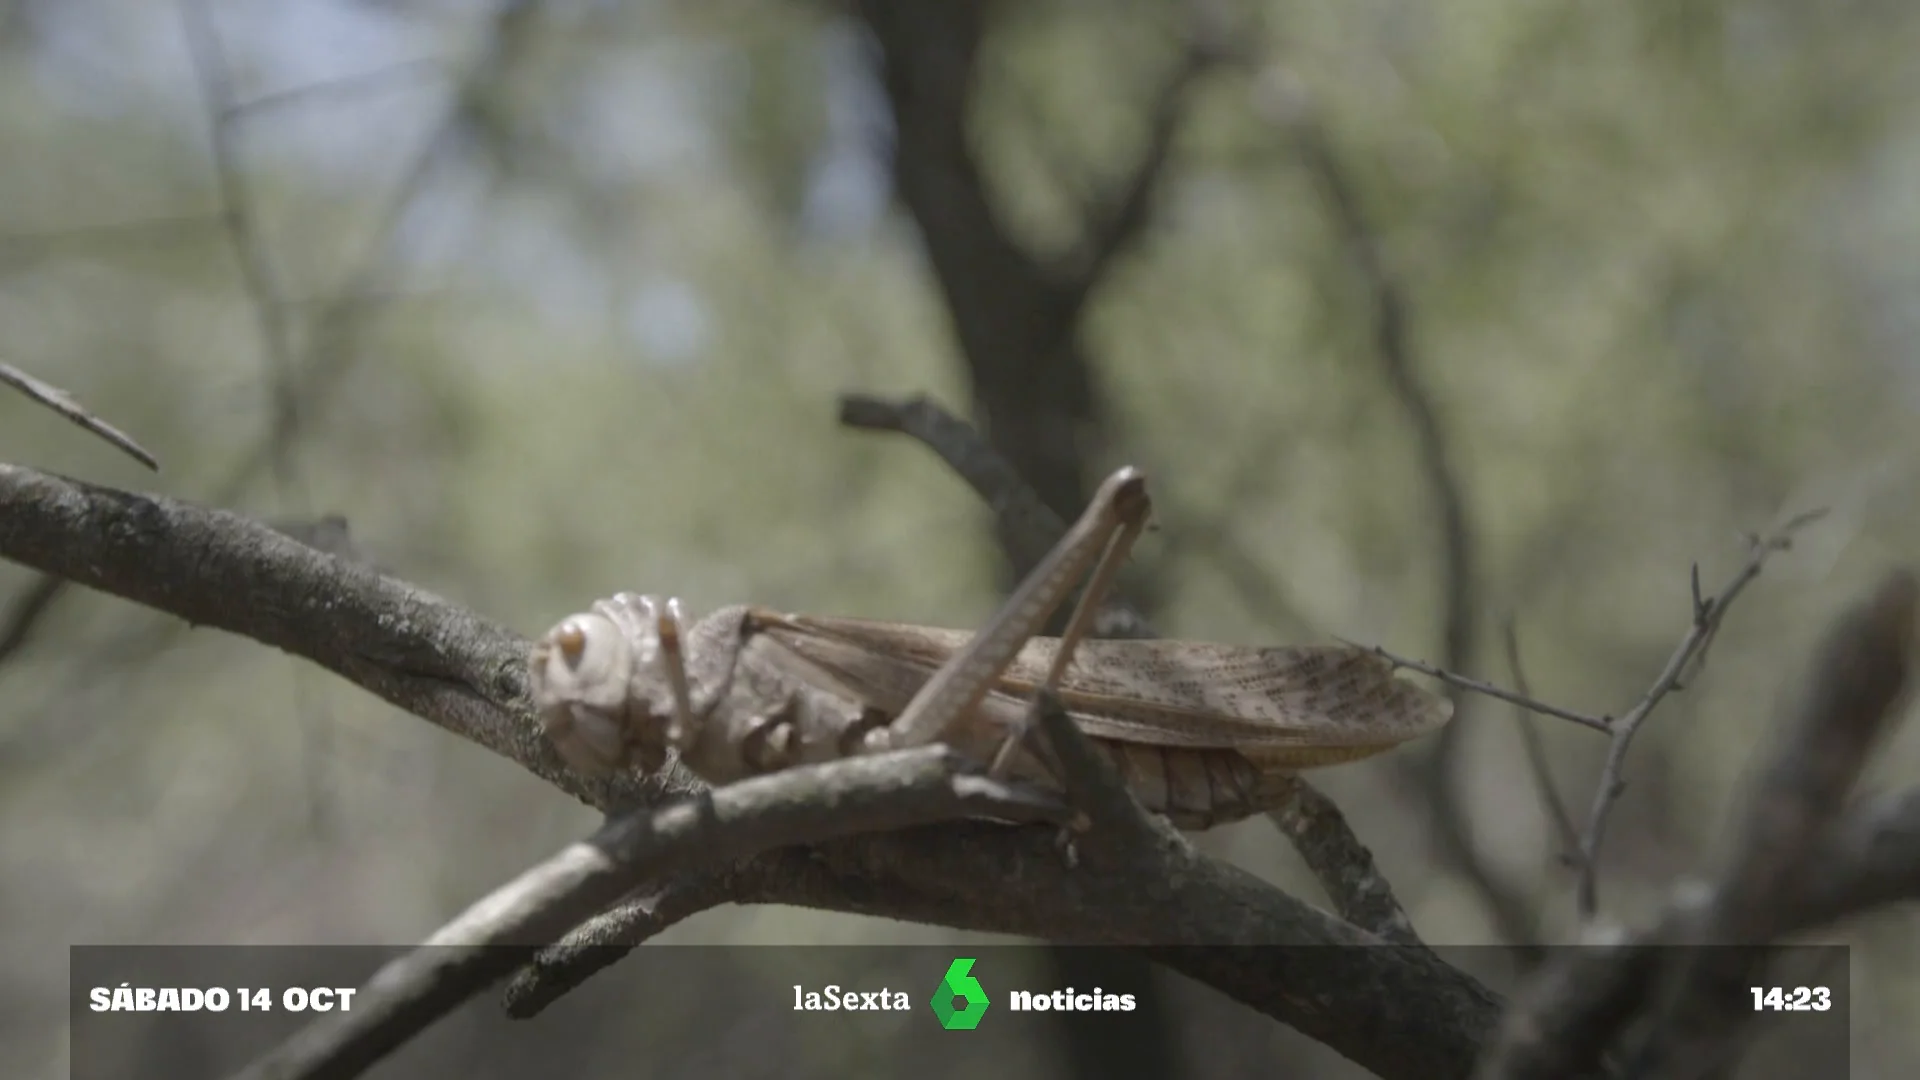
[
  {"x1": 839, "y1": 706, "x2": 894, "y2": 758},
  {"x1": 738, "y1": 692, "x2": 804, "y2": 773},
  {"x1": 874, "y1": 467, "x2": 1153, "y2": 776},
  {"x1": 986, "y1": 481, "x2": 1150, "y2": 777}
]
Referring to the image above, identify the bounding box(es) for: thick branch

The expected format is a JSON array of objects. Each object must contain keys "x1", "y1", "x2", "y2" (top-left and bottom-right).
[
  {"x1": 752, "y1": 821, "x2": 1501, "y2": 1077},
  {"x1": 232, "y1": 747, "x2": 1065, "y2": 1080},
  {"x1": 501, "y1": 869, "x2": 736, "y2": 1018},
  {"x1": 1698, "y1": 568, "x2": 1914, "y2": 937},
  {"x1": 0, "y1": 462, "x2": 603, "y2": 801}
]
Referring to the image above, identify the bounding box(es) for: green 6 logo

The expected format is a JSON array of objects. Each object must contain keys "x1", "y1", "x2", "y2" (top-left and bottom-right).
[{"x1": 931, "y1": 958, "x2": 990, "y2": 1030}]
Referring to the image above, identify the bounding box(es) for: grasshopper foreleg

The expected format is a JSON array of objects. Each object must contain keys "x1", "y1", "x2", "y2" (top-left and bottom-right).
[
  {"x1": 647, "y1": 598, "x2": 804, "y2": 776},
  {"x1": 639, "y1": 595, "x2": 699, "y2": 753}
]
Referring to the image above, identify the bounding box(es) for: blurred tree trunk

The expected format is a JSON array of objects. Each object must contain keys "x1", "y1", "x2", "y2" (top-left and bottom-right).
[
  {"x1": 856, "y1": 2, "x2": 1179, "y2": 1077},
  {"x1": 856, "y1": 0, "x2": 1118, "y2": 600}
]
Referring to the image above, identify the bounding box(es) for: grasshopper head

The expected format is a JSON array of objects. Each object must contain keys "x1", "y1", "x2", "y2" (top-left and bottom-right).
[{"x1": 530, "y1": 608, "x2": 646, "y2": 777}]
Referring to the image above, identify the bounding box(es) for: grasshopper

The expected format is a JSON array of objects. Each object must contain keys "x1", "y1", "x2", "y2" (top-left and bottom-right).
[{"x1": 528, "y1": 468, "x2": 1453, "y2": 829}]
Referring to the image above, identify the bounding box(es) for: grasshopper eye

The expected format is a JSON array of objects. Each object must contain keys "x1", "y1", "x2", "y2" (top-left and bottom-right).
[
  {"x1": 530, "y1": 611, "x2": 637, "y2": 776},
  {"x1": 543, "y1": 613, "x2": 624, "y2": 685}
]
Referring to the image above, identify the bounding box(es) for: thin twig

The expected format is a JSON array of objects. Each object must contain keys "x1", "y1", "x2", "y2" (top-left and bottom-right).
[
  {"x1": 178, "y1": 0, "x2": 303, "y2": 501},
  {"x1": 0, "y1": 362, "x2": 159, "y2": 471},
  {"x1": 1362, "y1": 643, "x2": 1613, "y2": 734},
  {"x1": 1574, "y1": 509, "x2": 1829, "y2": 918},
  {"x1": 1503, "y1": 616, "x2": 1581, "y2": 861},
  {"x1": 225, "y1": 57, "x2": 448, "y2": 120},
  {"x1": 0, "y1": 574, "x2": 61, "y2": 665},
  {"x1": 179, "y1": 0, "x2": 406, "y2": 827},
  {"x1": 0, "y1": 214, "x2": 222, "y2": 261}
]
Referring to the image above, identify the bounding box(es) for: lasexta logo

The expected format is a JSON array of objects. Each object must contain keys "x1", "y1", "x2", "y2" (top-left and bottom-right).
[{"x1": 931, "y1": 958, "x2": 989, "y2": 1030}]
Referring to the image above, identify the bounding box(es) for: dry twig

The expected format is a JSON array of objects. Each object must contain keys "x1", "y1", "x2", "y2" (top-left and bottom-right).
[
  {"x1": 1363, "y1": 511, "x2": 1828, "y2": 919},
  {"x1": 0, "y1": 362, "x2": 158, "y2": 471},
  {"x1": 1503, "y1": 617, "x2": 1581, "y2": 866},
  {"x1": 1573, "y1": 510, "x2": 1828, "y2": 917},
  {"x1": 1364, "y1": 645, "x2": 1611, "y2": 734}
]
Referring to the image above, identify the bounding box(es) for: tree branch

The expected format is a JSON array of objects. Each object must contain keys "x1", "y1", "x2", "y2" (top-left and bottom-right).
[
  {"x1": 854, "y1": 0, "x2": 1113, "y2": 572},
  {"x1": 1502, "y1": 617, "x2": 1581, "y2": 869},
  {"x1": 1480, "y1": 785, "x2": 1920, "y2": 1080},
  {"x1": 0, "y1": 458, "x2": 1501, "y2": 1079},
  {"x1": 500, "y1": 868, "x2": 736, "y2": 1019},
  {"x1": 1355, "y1": 509, "x2": 1828, "y2": 924},
  {"x1": 0, "y1": 461, "x2": 639, "y2": 804},
  {"x1": 178, "y1": 0, "x2": 302, "y2": 497},
  {"x1": 230, "y1": 747, "x2": 1066, "y2": 1080},
  {"x1": 840, "y1": 392, "x2": 1105, "y2": 612}
]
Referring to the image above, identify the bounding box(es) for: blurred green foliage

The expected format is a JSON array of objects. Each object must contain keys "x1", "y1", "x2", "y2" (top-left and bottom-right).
[{"x1": 3, "y1": 0, "x2": 1918, "y2": 1076}]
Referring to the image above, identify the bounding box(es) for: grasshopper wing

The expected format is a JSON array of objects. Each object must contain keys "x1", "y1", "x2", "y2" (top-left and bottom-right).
[{"x1": 755, "y1": 612, "x2": 1453, "y2": 761}]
